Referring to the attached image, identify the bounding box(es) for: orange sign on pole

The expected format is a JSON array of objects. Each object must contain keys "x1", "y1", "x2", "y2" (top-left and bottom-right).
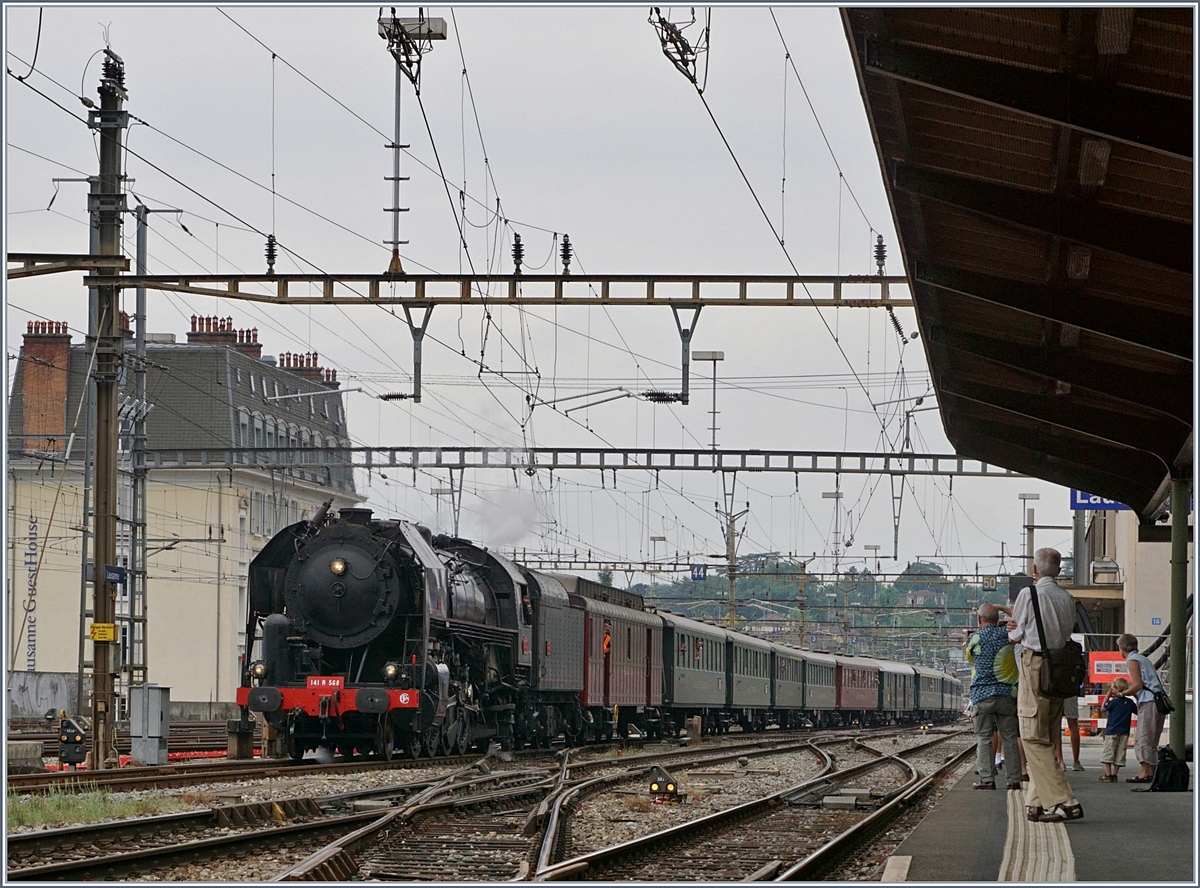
[{"x1": 1089, "y1": 651, "x2": 1129, "y2": 684}]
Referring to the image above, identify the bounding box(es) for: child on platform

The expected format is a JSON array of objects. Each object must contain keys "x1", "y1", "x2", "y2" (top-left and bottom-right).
[{"x1": 1100, "y1": 677, "x2": 1137, "y2": 783}]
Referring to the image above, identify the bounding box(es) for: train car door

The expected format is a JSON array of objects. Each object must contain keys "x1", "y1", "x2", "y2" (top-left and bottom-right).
[{"x1": 602, "y1": 619, "x2": 612, "y2": 704}]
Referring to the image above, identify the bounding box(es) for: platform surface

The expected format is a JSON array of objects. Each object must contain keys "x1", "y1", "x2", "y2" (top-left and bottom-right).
[{"x1": 891, "y1": 736, "x2": 1194, "y2": 882}]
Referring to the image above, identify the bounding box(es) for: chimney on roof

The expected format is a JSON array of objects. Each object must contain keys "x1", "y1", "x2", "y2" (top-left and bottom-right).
[
  {"x1": 187, "y1": 315, "x2": 262, "y2": 358},
  {"x1": 284, "y1": 350, "x2": 324, "y2": 382},
  {"x1": 21, "y1": 321, "x2": 73, "y2": 452}
]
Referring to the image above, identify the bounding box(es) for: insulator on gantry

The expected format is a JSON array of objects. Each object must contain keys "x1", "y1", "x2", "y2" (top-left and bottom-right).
[
  {"x1": 874, "y1": 234, "x2": 887, "y2": 275},
  {"x1": 512, "y1": 233, "x2": 524, "y2": 275},
  {"x1": 265, "y1": 235, "x2": 278, "y2": 275},
  {"x1": 560, "y1": 234, "x2": 572, "y2": 276},
  {"x1": 887, "y1": 305, "x2": 906, "y2": 339}
]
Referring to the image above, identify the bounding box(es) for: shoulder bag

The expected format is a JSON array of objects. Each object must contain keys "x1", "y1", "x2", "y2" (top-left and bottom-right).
[
  {"x1": 1030, "y1": 586, "x2": 1087, "y2": 698},
  {"x1": 1154, "y1": 689, "x2": 1176, "y2": 715}
]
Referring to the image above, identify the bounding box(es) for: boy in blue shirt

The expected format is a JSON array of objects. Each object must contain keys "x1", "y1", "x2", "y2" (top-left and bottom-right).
[{"x1": 1100, "y1": 677, "x2": 1137, "y2": 783}]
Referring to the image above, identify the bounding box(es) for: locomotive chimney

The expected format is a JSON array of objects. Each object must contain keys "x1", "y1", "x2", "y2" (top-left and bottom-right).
[{"x1": 338, "y1": 508, "x2": 373, "y2": 526}]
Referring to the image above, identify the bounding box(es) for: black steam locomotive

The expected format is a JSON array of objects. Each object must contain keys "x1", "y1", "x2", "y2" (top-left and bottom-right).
[{"x1": 236, "y1": 506, "x2": 961, "y2": 760}]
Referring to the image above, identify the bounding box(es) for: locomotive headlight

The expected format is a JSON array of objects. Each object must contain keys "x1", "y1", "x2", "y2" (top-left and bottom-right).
[
  {"x1": 250, "y1": 661, "x2": 267, "y2": 681},
  {"x1": 330, "y1": 557, "x2": 347, "y2": 576},
  {"x1": 383, "y1": 662, "x2": 399, "y2": 681}
]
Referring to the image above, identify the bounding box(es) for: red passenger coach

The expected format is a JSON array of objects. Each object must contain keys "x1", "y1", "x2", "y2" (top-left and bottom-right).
[
  {"x1": 835, "y1": 655, "x2": 881, "y2": 715},
  {"x1": 572, "y1": 593, "x2": 663, "y2": 738}
]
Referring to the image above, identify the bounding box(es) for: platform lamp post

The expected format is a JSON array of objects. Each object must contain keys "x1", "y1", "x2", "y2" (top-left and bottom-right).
[{"x1": 1018, "y1": 493, "x2": 1040, "y2": 572}]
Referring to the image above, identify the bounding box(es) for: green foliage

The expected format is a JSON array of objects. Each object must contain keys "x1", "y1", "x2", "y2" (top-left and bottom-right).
[
  {"x1": 597, "y1": 569, "x2": 614, "y2": 587},
  {"x1": 7, "y1": 786, "x2": 195, "y2": 830}
]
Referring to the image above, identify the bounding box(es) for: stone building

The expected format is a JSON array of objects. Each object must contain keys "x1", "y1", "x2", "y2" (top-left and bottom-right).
[{"x1": 6, "y1": 315, "x2": 363, "y2": 707}]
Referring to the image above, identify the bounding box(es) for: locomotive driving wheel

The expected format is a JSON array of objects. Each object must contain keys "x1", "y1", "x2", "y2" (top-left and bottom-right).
[
  {"x1": 405, "y1": 731, "x2": 422, "y2": 760},
  {"x1": 421, "y1": 727, "x2": 441, "y2": 758},
  {"x1": 377, "y1": 716, "x2": 395, "y2": 762},
  {"x1": 454, "y1": 717, "x2": 472, "y2": 755}
]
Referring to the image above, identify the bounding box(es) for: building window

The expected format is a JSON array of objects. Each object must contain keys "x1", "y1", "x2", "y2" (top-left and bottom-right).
[{"x1": 249, "y1": 372, "x2": 255, "y2": 391}]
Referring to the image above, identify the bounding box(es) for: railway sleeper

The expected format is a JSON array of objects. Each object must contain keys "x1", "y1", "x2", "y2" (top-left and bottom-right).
[
  {"x1": 213, "y1": 795, "x2": 321, "y2": 827},
  {"x1": 283, "y1": 845, "x2": 360, "y2": 881}
]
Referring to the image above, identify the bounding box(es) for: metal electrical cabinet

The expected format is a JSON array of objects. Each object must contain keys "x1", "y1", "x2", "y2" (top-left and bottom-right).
[{"x1": 130, "y1": 684, "x2": 170, "y2": 766}]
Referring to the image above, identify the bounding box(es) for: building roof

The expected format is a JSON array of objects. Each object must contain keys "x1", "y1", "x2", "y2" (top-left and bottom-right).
[
  {"x1": 843, "y1": 8, "x2": 1193, "y2": 520},
  {"x1": 8, "y1": 332, "x2": 356, "y2": 496}
]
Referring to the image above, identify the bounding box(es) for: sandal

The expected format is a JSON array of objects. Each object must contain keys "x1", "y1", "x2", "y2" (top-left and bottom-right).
[
  {"x1": 1126, "y1": 775, "x2": 1152, "y2": 783},
  {"x1": 1038, "y1": 802, "x2": 1084, "y2": 823},
  {"x1": 1026, "y1": 805, "x2": 1045, "y2": 822}
]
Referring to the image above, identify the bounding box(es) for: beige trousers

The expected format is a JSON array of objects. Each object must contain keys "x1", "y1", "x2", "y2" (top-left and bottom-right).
[{"x1": 1017, "y1": 649, "x2": 1074, "y2": 809}]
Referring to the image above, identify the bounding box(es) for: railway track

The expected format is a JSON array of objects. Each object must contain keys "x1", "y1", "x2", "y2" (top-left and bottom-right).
[
  {"x1": 533, "y1": 729, "x2": 972, "y2": 881},
  {"x1": 8, "y1": 720, "x2": 260, "y2": 759},
  {"x1": 275, "y1": 730, "x2": 924, "y2": 881},
  {"x1": 6, "y1": 760, "x2": 547, "y2": 881},
  {"x1": 5, "y1": 723, "x2": 911, "y2": 796},
  {"x1": 7, "y1": 726, "x2": 965, "y2": 882}
]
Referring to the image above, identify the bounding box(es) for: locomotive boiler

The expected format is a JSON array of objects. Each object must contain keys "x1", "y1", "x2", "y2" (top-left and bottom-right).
[{"x1": 238, "y1": 505, "x2": 538, "y2": 759}]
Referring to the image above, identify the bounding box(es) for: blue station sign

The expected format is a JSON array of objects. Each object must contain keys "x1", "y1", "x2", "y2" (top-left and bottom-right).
[
  {"x1": 1070, "y1": 490, "x2": 1131, "y2": 511},
  {"x1": 690, "y1": 564, "x2": 707, "y2": 581}
]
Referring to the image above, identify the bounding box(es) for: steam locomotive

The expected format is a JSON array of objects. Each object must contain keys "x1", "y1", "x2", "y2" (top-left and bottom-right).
[{"x1": 236, "y1": 506, "x2": 961, "y2": 760}]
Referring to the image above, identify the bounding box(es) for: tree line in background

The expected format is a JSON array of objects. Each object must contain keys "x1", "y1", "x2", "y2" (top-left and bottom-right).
[{"x1": 632, "y1": 554, "x2": 1022, "y2": 672}]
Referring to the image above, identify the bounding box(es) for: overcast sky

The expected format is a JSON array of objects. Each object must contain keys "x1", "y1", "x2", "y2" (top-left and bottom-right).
[{"x1": 5, "y1": 4, "x2": 1079, "y2": 582}]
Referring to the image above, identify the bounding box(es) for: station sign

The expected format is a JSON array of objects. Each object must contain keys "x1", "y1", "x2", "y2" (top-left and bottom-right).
[
  {"x1": 690, "y1": 565, "x2": 707, "y2": 581},
  {"x1": 104, "y1": 564, "x2": 127, "y2": 585},
  {"x1": 1070, "y1": 490, "x2": 1130, "y2": 511},
  {"x1": 89, "y1": 622, "x2": 116, "y2": 642},
  {"x1": 981, "y1": 576, "x2": 997, "y2": 591}
]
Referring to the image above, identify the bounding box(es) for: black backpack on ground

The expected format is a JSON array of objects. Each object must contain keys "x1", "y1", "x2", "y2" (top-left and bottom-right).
[{"x1": 1146, "y1": 746, "x2": 1191, "y2": 792}]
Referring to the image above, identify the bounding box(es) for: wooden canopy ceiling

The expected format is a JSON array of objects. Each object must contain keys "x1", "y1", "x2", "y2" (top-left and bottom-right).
[{"x1": 843, "y1": 7, "x2": 1193, "y2": 519}]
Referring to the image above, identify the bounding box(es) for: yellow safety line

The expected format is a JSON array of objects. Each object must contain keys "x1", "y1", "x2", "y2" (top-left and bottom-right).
[{"x1": 999, "y1": 789, "x2": 1075, "y2": 880}]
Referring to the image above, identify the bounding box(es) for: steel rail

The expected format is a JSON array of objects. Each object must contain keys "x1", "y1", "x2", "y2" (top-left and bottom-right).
[
  {"x1": 270, "y1": 758, "x2": 550, "y2": 881},
  {"x1": 535, "y1": 739, "x2": 829, "y2": 876},
  {"x1": 533, "y1": 731, "x2": 965, "y2": 881},
  {"x1": 7, "y1": 809, "x2": 383, "y2": 881},
  {"x1": 773, "y1": 740, "x2": 975, "y2": 880}
]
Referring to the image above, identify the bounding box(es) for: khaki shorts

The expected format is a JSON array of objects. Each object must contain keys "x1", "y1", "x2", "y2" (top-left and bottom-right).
[{"x1": 1101, "y1": 733, "x2": 1130, "y2": 767}]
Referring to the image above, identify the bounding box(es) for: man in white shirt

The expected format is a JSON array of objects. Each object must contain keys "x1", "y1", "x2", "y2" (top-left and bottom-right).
[{"x1": 1007, "y1": 547, "x2": 1083, "y2": 823}]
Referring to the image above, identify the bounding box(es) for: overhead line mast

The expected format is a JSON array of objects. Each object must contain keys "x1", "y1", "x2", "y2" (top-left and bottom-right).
[{"x1": 88, "y1": 47, "x2": 130, "y2": 769}]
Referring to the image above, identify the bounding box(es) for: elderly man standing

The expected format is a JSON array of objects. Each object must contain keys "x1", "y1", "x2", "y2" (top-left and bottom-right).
[
  {"x1": 965, "y1": 603, "x2": 1022, "y2": 790},
  {"x1": 1008, "y1": 547, "x2": 1084, "y2": 823}
]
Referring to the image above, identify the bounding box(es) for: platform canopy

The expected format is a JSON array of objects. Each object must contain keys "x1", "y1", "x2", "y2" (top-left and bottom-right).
[{"x1": 843, "y1": 8, "x2": 1193, "y2": 519}]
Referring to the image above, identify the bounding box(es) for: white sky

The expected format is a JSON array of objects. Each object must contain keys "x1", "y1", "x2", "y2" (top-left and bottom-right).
[{"x1": 4, "y1": 4, "x2": 1080, "y2": 582}]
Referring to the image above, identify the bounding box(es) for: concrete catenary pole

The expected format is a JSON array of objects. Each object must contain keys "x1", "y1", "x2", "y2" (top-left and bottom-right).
[
  {"x1": 1169, "y1": 475, "x2": 1191, "y2": 757},
  {"x1": 88, "y1": 49, "x2": 129, "y2": 769}
]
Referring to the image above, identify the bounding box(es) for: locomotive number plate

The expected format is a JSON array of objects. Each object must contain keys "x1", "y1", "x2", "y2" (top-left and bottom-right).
[{"x1": 307, "y1": 676, "x2": 344, "y2": 689}]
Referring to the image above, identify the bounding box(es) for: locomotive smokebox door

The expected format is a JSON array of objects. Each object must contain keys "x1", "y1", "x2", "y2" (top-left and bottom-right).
[{"x1": 58, "y1": 717, "x2": 88, "y2": 765}]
